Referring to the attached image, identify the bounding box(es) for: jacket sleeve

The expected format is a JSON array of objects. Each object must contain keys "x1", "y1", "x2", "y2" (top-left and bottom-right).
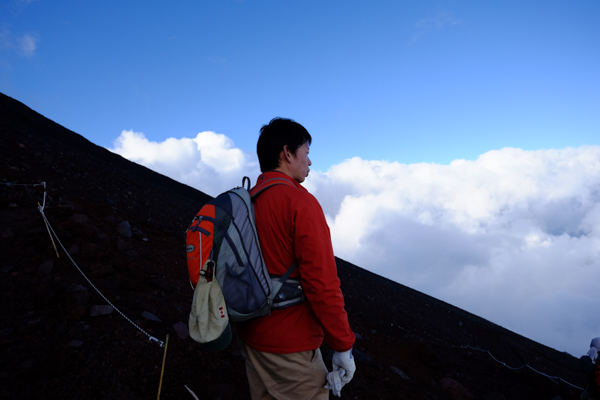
[{"x1": 292, "y1": 193, "x2": 356, "y2": 352}]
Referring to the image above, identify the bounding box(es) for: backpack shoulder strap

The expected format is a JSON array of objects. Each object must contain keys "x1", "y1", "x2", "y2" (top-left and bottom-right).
[
  {"x1": 242, "y1": 176, "x2": 251, "y2": 191},
  {"x1": 249, "y1": 176, "x2": 295, "y2": 199}
]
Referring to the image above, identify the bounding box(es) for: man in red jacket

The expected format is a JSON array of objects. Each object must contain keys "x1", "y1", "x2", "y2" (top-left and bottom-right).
[{"x1": 236, "y1": 117, "x2": 356, "y2": 399}]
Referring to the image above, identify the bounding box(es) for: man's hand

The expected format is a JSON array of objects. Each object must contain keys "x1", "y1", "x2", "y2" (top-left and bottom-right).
[
  {"x1": 332, "y1": 349, "x2": 356, "y2": 383},
  {"x1": 324, "y1": 349, "x2": 356, "y2": 397}
]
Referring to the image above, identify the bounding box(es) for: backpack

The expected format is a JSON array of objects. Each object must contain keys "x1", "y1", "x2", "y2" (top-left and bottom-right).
[{"x1": 186, "y1": 176, "x2": 306, "y2": 325}]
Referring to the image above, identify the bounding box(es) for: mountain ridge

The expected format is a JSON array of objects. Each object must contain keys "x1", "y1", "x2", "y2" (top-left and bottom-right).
[{"x1": 0, "y1": 91, "x2": 586, "y2": 399}]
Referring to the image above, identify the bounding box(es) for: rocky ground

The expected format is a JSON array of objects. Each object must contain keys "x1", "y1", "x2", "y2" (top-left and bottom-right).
[{"x1": 0, "y1": 92, "x2": 589, "y2": 399}]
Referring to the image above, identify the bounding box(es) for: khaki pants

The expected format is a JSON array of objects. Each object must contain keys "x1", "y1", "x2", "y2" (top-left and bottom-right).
[{"x1": 239, "y1": 339, "x2": 329, "y2": 400}]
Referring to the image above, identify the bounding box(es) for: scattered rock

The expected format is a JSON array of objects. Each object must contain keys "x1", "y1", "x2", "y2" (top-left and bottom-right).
[
  {"x1": 150, "y1": 278, "x2": 173, "y2": 293},
  {"x1": 173, "y1": 321, "x2": 189, "y2": 340},
  {"x1": 38, "y1": 260, "x2": 54, "y2": 274},
  {"x1": 65, "y1": 305, "x2": 86, "y2": 320},
  {"x1": 1, "y1": 265, "x2": 15, "y2": 273},
  {"x1": 353, "y1": 348, "x2": 374, "y2": 364},
  {"x1": 391, "y1": 366, "x2": 410, "y2": 380},
  {"x1": 70, "y1": 213, "x2": 89, "y2": 223},
  {"x1": 90, "y1": 264, "x2": 115, "y2": 277},
  {"x1": 2, "y1": 228, "x2": 14, "y2": 238},
  {"x1": 19, "y1": 359, "x2": 37, "y2": 371},
  {"x1": 55, "y1": 325, "x2": 68, "y2": 335},
  {"x1": 117, "y1": 238, "x2": 131, "y2": 252},
  {"x1": 68, "y1": 244, "x2": 80, "y2": 255},
  {"x1": 70, "y1": 290, "x2": 90, "y2": 306},
  {"x1": 81, "y1": 242, "x2": 99, "y2": 258},
  {"x1": 0, "y1": 327, "x2": 15, "y2": 337},
  {"x1": 67, "y1": 283, "x2": 88, "y2": 293},
  {"x1": 95, "y1": 232, "x2": 110, "y2": 243},
  {"x1": 90, "y1": 305, "x2": 114, "y2": 317},
  {"x1": 125, "y1": 249, "x2": 140, "y2": 258},
  {"x1": 439, "y1": 378, "x2": 475, "y2": 400},
  {"x1": 352, "y1": 348, "x2": 381, "y2": 369},
  {"x1": 67, "y1": 340, "x2": 84, "y2": 348},
  {"x1": 142, "y1": 311, "x2": 161, "y2": 322},
  {"x1": 132, "y1": 227, "x2": 146, "y2": 240},
  {"x1": 117, "y1": 220, "x2": 132, "y2": 237}
]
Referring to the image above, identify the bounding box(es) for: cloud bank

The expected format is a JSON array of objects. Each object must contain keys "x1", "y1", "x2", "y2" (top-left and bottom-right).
[
  {"x1": 110, "y1": 130, "x2": 600, "y2": 356},
  {"x1": 307, "y1": 148, "x2": 600, "y2": 356},
  {"x1": 110, "y1": 130, "x2": 260, "y2": 196}
]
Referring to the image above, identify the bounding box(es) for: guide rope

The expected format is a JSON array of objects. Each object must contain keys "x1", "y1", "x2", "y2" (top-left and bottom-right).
[
  {"x1": 5, "y1": 181, "x2": 165, "y2": 347},
  {"x1": 461, "y1": 345, "x2": 583, "y2": 390}
]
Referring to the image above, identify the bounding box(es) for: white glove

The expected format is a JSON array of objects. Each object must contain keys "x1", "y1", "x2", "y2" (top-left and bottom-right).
[
  {"x1": 324, "y1": 370, "x2": 343, "y2": 397},
  {"x1": 324, "y1": 349, "x2": 356, "y2": 396},
  {"x1": 587, "y1": 346, "x2": 599, "y2": 363},
  {"x1": 332, "y1": 349, "x2": 356, "y2": 383}
]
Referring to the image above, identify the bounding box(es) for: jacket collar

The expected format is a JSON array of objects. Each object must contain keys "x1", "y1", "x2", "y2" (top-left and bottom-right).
[{"x1": 253, "y1": 171, "x2": 306, "y2": 192}]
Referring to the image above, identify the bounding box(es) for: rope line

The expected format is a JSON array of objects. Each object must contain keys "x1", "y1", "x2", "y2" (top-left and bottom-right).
[
  {"x1": 39, "y1": 208, "x2": 165, "y2": 346},
  {"x1": 6, "y1": 181, "x2": 165, "y2": 347},
  {"x1": 462, "y1": 345, "x2": 583, "y2": 390}
]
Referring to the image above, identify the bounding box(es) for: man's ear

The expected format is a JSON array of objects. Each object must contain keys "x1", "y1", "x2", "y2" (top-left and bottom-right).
[{"x1": 282, "y1": 145, "x2": 293, "y2": 163}]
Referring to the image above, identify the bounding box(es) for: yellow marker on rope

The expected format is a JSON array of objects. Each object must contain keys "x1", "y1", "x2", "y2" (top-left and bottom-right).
[{"x1": 157, "y1": 334, "x2": 169, "y2": 400}]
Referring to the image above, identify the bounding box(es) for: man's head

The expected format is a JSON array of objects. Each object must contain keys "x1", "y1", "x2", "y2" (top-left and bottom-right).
[{"x1": 257, "y1": 117, "x2": 312, "y2": 182}]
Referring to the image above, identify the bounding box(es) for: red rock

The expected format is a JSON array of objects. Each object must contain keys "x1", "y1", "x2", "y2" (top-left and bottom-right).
[{"x1": 439, "y1": 377, "x2": 475, "y2": 400}]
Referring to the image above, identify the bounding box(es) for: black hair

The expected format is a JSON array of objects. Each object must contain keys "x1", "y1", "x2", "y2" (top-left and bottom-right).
[{"x1": 256, "y1": 117, "x2": 312, "y2": 172}]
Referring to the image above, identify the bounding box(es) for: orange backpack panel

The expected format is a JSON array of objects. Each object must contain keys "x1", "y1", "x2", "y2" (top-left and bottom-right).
[{"x1": 186, "y1": 204, "x2": 216, "y2": 288}]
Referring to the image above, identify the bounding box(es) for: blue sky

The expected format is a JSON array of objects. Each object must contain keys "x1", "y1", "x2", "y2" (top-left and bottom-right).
[
  {"x1": 2, "y1": 0, "x2": 598, "y2": 167},
  {"x1": 2, "y1": 0, "x2": 600, "y2": 358}
]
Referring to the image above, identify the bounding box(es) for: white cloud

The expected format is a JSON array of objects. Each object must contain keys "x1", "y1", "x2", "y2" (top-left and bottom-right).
[
  {"x1": 411, "y1": 11, "x2": 462, "y2": 43},
  {"x1": 110, "y1": 130, "x2": 600, "y2": 356},
  {"x1": 308, "y1": 146, "x2": 600, "y2": 356},
  {"x1": 109, "y1": 130, "x2": 260, "y2": 196},
  {"x1": 18, "y1": 33, "x2": 37, "y2": 57},
  {"x1": 0, "y1": 30, "x2": 38, "y2": 57}
]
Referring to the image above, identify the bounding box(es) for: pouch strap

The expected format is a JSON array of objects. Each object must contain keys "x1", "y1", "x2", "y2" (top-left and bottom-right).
[{"x1": 270, "y1": 262, "x2": 305, "y2": 310}]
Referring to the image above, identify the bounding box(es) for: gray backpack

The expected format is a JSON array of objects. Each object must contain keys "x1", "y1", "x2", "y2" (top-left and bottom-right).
[{"x1": 186, "y1": 176, "x2": 305, "y2": 323}]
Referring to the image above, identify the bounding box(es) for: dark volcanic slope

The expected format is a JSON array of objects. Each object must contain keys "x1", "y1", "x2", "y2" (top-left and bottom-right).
[{"x1": 0, "y1": 92, "x2": 587, "y2": 400}]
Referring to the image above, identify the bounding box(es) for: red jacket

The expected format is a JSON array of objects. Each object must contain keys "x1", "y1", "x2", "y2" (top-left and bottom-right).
[{"x1": 236, "y1": 171, "x2": 355, "y2": 354}]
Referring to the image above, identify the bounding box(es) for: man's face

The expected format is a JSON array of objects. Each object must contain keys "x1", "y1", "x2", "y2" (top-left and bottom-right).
[{"x1": 289, "y1": 142, "x2": 312, "y2": 183}]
